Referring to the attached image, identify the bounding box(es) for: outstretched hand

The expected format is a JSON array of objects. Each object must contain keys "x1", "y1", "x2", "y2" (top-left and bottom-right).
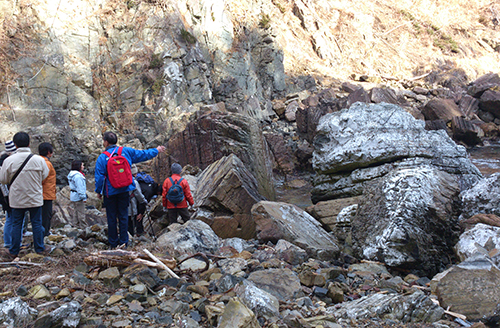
[{"x1": 157, "y1": 145, "x2": 166, "y2": 153}]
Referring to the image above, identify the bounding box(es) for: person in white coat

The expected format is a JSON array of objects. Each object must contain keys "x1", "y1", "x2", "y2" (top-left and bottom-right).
[
  {"x1": 68, "y1": 160, "x2": 87, "y2": 223},
  {"x1": 0, "y1": 132, "x2": 49, "y2": 260}
]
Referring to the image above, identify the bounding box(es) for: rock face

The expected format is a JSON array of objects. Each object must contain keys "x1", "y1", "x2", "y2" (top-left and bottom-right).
[
  {"x1": 252, "y1": 201, "x2": 340, "y2": 259},
  {"x1": 312, "y1": 102, "x2": 481, "y2": 203},
  {"x1": 352, "y1": 166, "x2": 461, "y2": 276},
  {"x1": 432, "y1": 254, "x2": 500, "y2": 320},
  {"x1": 192, "y1": 154, "x2": 265, "y2": 239},
  {"x1": 154, "y1": 111, "x2": 275, "y2": 200}
]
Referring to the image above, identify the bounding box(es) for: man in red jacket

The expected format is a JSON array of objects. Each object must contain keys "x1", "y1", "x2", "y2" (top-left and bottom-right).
[{"x1": 162, "y1": 163, "x2": 194, "y2": 225}]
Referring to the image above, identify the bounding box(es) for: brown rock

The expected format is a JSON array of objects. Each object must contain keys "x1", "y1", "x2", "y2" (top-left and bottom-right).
[
  {"x1": 299, "y1": 270, "x2": 326, "y2": 287},
  {"x1": 306, "y1": 197, "x2": 361, "y2": 231},
  {"x1": 327, "y1": 282, "x2": 345, "y2": 304},
  {"x1": 480, "y1": 89, "x2": 500, "y2": 119},
  {"x1": 433, "y1": 256, "x2": 500, "y2": 320},
  {"x1": 451, "y1": 116, "x2": 482, "y2": 146},
  {"x1": 460, "y1": 213, "x2": 500, "y2": 231},
  {"x1": 264, "y1": 133, "x2": 296, "y2": 174},
  {"x1": 421, "y1": 98, "x2": 464, "y2": 121},
  {"x1": 153, "y1": 111, "x2": 275, "y2": 200}
]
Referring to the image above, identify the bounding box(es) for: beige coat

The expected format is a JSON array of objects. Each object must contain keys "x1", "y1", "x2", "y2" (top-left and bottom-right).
[{"x1": 0, "y1": 148, "x2": 49, "y2": 209}]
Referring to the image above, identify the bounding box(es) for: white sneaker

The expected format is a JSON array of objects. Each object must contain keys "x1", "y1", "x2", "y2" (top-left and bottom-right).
[{"x1": 24, "y1": 231, "x2": 33, "y2": 236}]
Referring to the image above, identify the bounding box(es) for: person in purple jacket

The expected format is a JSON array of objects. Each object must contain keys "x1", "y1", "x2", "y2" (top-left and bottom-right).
[{"x1": 95, "y1": 131, "x2": 165, "y2": 248}]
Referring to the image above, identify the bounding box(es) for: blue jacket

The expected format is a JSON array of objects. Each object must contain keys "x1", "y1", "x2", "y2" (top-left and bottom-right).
[
  {"x1": 94, "y1": 145, "x2": 159, "y2": 196},
  {"x1": 68, "y1": 170, "x2": 87, "y2": 202}
]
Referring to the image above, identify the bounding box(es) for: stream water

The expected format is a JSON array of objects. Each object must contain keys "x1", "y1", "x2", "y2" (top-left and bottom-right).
[{"x1": 468, "y1": 144, "x2": 500, "y2": 176}]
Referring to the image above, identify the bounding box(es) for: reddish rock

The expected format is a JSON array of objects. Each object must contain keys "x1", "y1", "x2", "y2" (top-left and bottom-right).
[{"x1": 421, "y1": 98, "x2": 464, "y2": 121}]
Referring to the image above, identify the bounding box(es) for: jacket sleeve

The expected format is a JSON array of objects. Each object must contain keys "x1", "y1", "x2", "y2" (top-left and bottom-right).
[
  {"x1": 182, "y1": 179, "x2": 194, "y2": 206},
  {"x1": 41, "y1": 156, "x2": 49, "y2": 180},
  {"x1": 125, "y1": 147, "x2": 159, "y2": 164},
  {"x1": 134, "y1": 180, "x2": 147, "y2": 204},
  {"x1": 0, "y1": 165, "x2": 9, "y2": 185},
  {"x1": 94, "y1": 154, "x2": 107, "y2": 194}
]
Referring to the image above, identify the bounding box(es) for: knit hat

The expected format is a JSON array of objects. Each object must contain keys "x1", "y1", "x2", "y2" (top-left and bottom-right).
[
  {"x1": 171, "y1": 163, "x2": 182, "y2": 174},
  {"x1": 4, "y1": 140, "x2": 15, "y2": 153},
  {"x1": 131, "y1": 164, "x2": 138, "y2": 175}
]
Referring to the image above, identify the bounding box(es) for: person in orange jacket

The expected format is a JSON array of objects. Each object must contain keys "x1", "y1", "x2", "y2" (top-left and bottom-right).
[
  {"x1": 162, "y1": 163, "x2": 194, "y2": 225},
  {"x1": 39, "y1": 142, "x2": 56, "y2": 237}
]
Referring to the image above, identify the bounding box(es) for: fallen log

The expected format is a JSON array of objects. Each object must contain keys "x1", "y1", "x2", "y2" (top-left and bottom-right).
[{"x1": 84, "y1": 249, "x2": 176, "y2": 269}]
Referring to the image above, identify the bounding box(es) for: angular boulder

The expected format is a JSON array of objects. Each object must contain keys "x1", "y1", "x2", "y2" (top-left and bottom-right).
[
  {"x1": 156, "y1": 219, "x2": 221, "y2": 257},
  {"x1": 153, "y1": 111, "x2": 275, "y2": 200},
  {"x1": 312, "y1": 102, "x2": 481, "y2": 202},
  {"x1": 0, "y1": 297, "x2": 37, "y2": 327},
  {"x1": 252, "y1": 201, "x2": 340, "y2": 259},
  {"x1": 326, "y1": 289, "x2": 443, "y2": 323},
  {"x1": 432, "y1": 254, "x2": 500, "y2": 320},
  {"x1": 455, "y1": 223, "x2": 500, "y2": 262},
  {"x1": 234, "y1": 280, "x2": 280, "y2": 319},
  {"x1": 217, "y1": 298, "x2": 260, "y2": 328},
  {"x1": 192, "y1": 154, "x2": 265, "y2": 239},
  {"x1": 352, "y1": 166, "x2": 461, "y2": 275},
  {"x1": 480, "y1": 89, "x2": 500, "y2": 119},
  {"x1": 421, "y1": 98, "x2": 464, "y2": 121},
  {"x1": 247, "y1": 268, "x2": 302, "y2": 301},
  {"x1": 460, "y1": 173, "x2": 500, "y2": 221}
]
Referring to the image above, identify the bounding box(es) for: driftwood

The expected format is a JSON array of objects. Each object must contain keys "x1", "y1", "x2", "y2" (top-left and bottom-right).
[
  {"x1": 143, "y1": 249, "x2": 180, "y2": 279},
  {"x1": 84, "y1": 249, "x2": 176, "y2": 270}
]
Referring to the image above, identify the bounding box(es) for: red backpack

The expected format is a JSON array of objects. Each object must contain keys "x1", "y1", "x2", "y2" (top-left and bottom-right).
[{"x1": 103, "y1": 147, "x2": 132, "y2": 189}]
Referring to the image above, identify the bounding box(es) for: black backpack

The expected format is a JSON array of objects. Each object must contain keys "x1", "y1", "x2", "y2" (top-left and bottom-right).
[
  {"x1": 166, "y1": 177, "x2": 185, "y2": 206},
  {"x1": 138, "y1": 181, "x2": 159, "y2": 202}
]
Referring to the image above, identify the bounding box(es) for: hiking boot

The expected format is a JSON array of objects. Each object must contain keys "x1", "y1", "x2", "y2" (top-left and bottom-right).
[
  {"x1": 36, "y1": 245, "x2": 53, "y2": 256},
  {"x1": 0, "y1": 248, "x2": 17, "y2": 261}
]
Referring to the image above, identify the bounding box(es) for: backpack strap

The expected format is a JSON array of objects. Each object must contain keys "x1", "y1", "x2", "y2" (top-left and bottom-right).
[
  {"x1": 103, "y1": 146, "x2": 119, "y2": 158},
  {"x1": 9, "y1": 154, "x2": 34, "y2": 188},
  {"x1": 178, "y1": 178, "x2": 184, "y2": 184},
  {"x1": 169, "y1": 177, "x2": 175, "y2": 185}
]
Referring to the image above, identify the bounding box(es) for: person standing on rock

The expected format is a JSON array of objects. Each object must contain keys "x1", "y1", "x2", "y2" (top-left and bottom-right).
[
  {"x1": 128, "y1": 164, "x2": 147, "y2": 237},
  {"x1": 0, "y1": 132, "x2": 50, "y2": 260},
  {"x1": 162, "y1": 163, "x2": 194, "y2": 225},
  {"x1": 39, "y1": 142, "x2": 56, "y2": 237},
  {"x1": 94, "y1": 131, "x2": 165, "y2": 249},
  {"x1": 68, "y1": 160, "x2": 87, "y2": 224}
]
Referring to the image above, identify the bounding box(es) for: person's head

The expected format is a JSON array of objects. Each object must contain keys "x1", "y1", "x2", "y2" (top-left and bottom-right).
[
  {"x1": 103, "y1": 131, "x2": 117, "y2": 148},
  {"x1": 38, "y1": 142, "x2": 54, "y2": 157},
  {"x1": 71, "y1": 160, "x2": 84, "y2": 171},
  {"x1": 13, "y1": 132, "x2": 29, "y2": 148},
  {"x1": 4, "y1": 140, "x2": 16, "y2": 154},
  {"x1": 171, "y1": 163, "x2": 182, "y2": 175},
  {"x1": 131, "y1": 164, "x2": 138, "y2": 176}
]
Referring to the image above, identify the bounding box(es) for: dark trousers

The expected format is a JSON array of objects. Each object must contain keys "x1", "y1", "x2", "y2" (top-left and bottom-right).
[
  {"x1": 41, "y1": 200, "x2": 53, "y2": 237},
  {"x1": 10, "y1": 207, "x2": 44, "y2": 255},
  {"x1": 104, "y1": 192, "x2": 129, "y2": 248},
  {"x1": 128, "y1": 215, "x2": 144, "y2": 236},
  {"x1": 167, "y1": 207, "x2": 191, "y2": 224}
]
